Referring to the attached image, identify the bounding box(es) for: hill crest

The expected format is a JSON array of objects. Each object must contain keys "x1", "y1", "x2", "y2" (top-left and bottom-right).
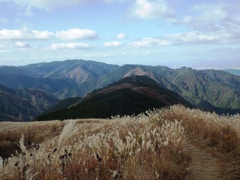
[{"x1": 35, "y1": 76, "x2": 192, "y2": 120}]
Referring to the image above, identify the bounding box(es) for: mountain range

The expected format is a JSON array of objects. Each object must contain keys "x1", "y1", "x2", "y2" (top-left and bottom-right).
[
  {"x1": 0, "y1": 59, "x2": 240, "y2": 121},
  {"x1": 0, "y1": 60, "x2": 118, "y2": 99}
]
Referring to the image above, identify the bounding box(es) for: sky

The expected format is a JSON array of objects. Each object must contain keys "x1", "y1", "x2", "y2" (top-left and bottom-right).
[{"x1": 0, "y1": 0, "x2": 240, "y2": 69}]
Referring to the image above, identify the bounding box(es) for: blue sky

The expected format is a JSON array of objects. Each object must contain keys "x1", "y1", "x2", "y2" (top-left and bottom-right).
[{"x1": 0, "y1": 0, "x2": 240, "y2": 69}]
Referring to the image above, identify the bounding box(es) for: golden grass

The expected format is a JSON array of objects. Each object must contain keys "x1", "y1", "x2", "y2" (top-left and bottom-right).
[
  {"x1": 0, "y1": 113, "x2": 188, "y2": 179},
  {"x1": 1, "y1": 105, "x2": 240, "y2": 179},
  {"x1": 161, "y1": 105, "x2": 240, "y2": 155}
]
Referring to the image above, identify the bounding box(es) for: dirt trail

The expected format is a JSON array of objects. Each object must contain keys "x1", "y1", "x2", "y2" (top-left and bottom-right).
[{"x1": 185, "y1": 142, "x2": 229, "y2": 180}]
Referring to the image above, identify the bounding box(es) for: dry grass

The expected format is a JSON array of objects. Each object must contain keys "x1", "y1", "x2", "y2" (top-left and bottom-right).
[
  {"x1": 0, "y1": 119, "x2": 107, "y2": 159},
  {"x1": 0, "y1": 113, "x2": 188, "y2": 180},
  {"x1": 161, "y1": 105, "x2": 240, "y2": 155},
  {"x1": 1, "y1": 105, "x2": 240, "y2": 179}
]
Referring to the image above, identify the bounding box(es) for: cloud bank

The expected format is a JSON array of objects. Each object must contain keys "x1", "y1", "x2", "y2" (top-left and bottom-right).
[{"x1": 0, "y1": 28, "x2": 97, "y2": 41}]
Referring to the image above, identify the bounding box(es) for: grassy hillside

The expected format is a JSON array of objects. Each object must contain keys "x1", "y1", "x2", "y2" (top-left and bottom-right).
[
  {"x1": 0, "y1": 108, "x2": 189, "y2": 179},
  {"x1": 1, "y1": 105, "x2": 240, "y2": 179}
]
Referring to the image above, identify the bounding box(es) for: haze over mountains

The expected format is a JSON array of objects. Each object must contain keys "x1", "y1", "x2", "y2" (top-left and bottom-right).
[{"x1": 0, "y1": 59, "x2": 240, "y2": 121}]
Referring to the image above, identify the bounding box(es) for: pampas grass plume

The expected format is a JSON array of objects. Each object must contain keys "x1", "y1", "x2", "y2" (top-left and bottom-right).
[{"x1": 58, "y1": 120, "x2": 79, "y2": 151}]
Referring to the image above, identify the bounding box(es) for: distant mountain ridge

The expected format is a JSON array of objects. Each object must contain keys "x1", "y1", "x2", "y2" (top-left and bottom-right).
[
  {"x1": 35, "y1": 76, "x2": 192, "y2": 120},
  {"x1": 0, "y1": 85, "x2": 59, "y2": 121},
  {"x1": 0, "y1": 59, "x2": 240, "y2": 121},
  {"x1": 0, "y1": 60, "x2": 119, "y2": 99},
  {"x1": 224, "y1": 69, "x2": 240, "y2": 76},
  {"x1": 24, "y1": 60, "x2": 119, "y2": 83}
]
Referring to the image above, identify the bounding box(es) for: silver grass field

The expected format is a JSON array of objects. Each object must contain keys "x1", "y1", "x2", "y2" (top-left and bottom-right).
[{"x1": 0, "y1": 105, "x2": 240, "y2": 179}]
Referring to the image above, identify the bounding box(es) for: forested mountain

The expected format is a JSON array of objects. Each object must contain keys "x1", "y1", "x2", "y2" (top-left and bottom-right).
[
  {"x1": 35, "y1": 76, "x2": 192, "y2": 120},
  {"x1": 0, "y1": 85, "x2": 59, "y2": 121},
  {"x1": 78, "y1": 65, "x2": 240, "y2": 114}
]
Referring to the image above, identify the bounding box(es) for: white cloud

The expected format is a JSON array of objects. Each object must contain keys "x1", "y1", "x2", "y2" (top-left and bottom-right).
[
  {"x1": 131, "y1": 0, "x2": 175, "y2": 19},
  {"x1": 183, "y1": 4, "x2": 228, "y2": 28},
  {"x1": 0, "y1": 29, "x2": 23, "y2": 40},
  {"x1": 104, "y1": 41, "x2": 123, "y2": 47},
  {"x1": 56, "y1": 29, "x2": 97, "y2": 40},
  {"x1": 116, "y1": 33, "x2": 127, "y2": 39},
  {"x1": 131, "y1": 37, "x2": 172, "y2": 47},
  {"x1": 0, "y1": 28, "x2": 97, "y2": 41},
  {"x1": 129, "y1": 31, "x2": 224, "y2": 48},
  {"x1": 166, "y1": 31, "x2": 217, "y2": 43},
  {"x1": 32, "y1": 30, "x2": 54, "y2": 39},
  {"x1": 168, "y1": 2, "x2": 240, "y2": 44},
  {"x1": 51, "y1": 43, "x2": 93, "y2": 50},
  {"x1": 176, "y1": 29, "x2": 240, "y2": 44},
  {"x1": 15, "y1": 41, "x2": 31, "y2": 48},
  {"x1": 0, "y1": 29, "x2": 54, "y2": 40}
]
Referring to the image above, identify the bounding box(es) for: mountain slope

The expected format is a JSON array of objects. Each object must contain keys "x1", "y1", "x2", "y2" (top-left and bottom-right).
[
  {"x1": 23, "y1": 59, "x2": 119, "y2": 84},
  {"x1": 77, "y1": 65, "x2": 180, "y2": 96},
  {"x1": 35, "y1": 76, "x2": 192, "y2": 120},
  {"x1": 41, "y1": 97, "x2": 82, "y2": 115},
  {"x1": 0, "y1": 73, "x2": 81, "y2": 99},
  {"x1": 0, "y1": 60, "x2": 119, "y2": 99},
  {"x1": 165, "y1": 68, "x2": 240, "y2": 113},
  {"x1": 0, "y1": 60, "x2": 239, "y2": 115},
  {"x1": 0, "y1": 85, "x2": 59, "y2": 121},
  {"x1": 78, "y1": 65, "x2": 240, "y2": 114}
]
